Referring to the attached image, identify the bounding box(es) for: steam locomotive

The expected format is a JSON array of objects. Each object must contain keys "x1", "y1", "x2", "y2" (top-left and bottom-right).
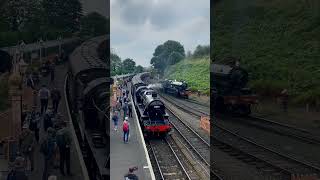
[
  {"x1": 67, "y1": 36, "x2": 109, "y2": 180},
  {"x1": 131, "y1": 73, "x2": 172, "y2": 137},
  {"x1": 161, "y1": 79, "x2": 189, "y2": 98},
  {"x1": 211, "y1": 61, "x2": 258, "y2": 115}
]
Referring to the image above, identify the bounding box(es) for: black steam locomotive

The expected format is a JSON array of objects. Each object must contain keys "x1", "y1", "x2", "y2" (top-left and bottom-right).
[
  {"x1": 211, "y1": 61, "x2": 257, "y2": 115},
  {"x1": 67, "y1": 35, "x2": 109, "y2": 180},
  {"x1": 131, "y1": 73, "x2": 172, "y2": 137},
  {"x1": 161, "y1": 79, "x2": 189, "y2": 98}
]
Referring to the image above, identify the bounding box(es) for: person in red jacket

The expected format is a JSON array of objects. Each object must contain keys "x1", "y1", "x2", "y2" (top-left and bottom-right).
[{"x1": 123, "y1": 118, "x2": 130, "y2": 143}]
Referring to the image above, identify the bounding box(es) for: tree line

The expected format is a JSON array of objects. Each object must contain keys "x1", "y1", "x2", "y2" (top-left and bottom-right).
[
  {"x1": 0, "y1": 0, "x2": 108, "y2": 47},
  {"x1": 150, "y1": 40, "x2": 210, "y2": 75},
  {"x1": 111, "y1": 52, "x2": 144, "y2": 76}
]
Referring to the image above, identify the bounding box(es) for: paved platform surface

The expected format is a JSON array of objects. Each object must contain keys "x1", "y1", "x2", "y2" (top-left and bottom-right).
[
  {"x1": 0, "y1": 63, "x2": 87, "y2": 180},
  {"x1": 110, "y1": 85, "x2": 154, "y2": 180}
]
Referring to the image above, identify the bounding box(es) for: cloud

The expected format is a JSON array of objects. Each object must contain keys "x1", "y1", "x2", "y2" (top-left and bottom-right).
[{"x1": 111, "y1": 0, "x2": 210, "y2": 66}]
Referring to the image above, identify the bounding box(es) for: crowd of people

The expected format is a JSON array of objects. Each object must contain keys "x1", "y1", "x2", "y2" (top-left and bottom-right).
[
  {"x1": 7, "y1": 58, "x2": 72, "y2": 180},
  {"x1": 112, "y1": 81, "x2": 139, "y2": 180},
  {"x1": 112, "y1": 81, "x2": 133, "y2": 144}
]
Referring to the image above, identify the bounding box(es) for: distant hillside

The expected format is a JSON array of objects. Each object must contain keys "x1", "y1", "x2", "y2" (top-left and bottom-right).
[
  {"x1": 212, "y1": 0, "x2": 320, "y2": 105},
  {"x1": 164, "y1": 56, "x2": 210, "y2": 95}
]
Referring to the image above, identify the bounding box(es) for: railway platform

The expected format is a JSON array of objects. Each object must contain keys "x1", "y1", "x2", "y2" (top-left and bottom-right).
[
  {"x1": 110, "y1": 84, "x2": 155, "y2": 180},
  {"x1": 0, "y1": 62, "x2": 88, "y2": 180}
]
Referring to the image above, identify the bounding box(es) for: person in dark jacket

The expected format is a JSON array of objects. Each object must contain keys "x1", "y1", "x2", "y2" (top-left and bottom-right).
[
  {"x1": 56, "y1": 121, "x2": 72, "y2": 176},
  {"x1": 7, "y1": 156, "x2": 28, "y2": 180},
  {"x1": 124, "y1": 167, "x2": 139, "y2": 180},
  {"x1": 40, "y1": 127, "x2": 56, "y2": 180},
  {"x1": 51, "y1": 88, "x2": 61, "y2": 114},
  {"x1": 128, "y1": 101, "x2": 132, "y2": 118},
  {"x1": 39, "y1": 85, "x2": 50, "y2": 115},
  {"x1": 50, "y1": 63, "x2": 55, "y2": 83},
  {"x1": 19, "y1": 125, "x2": 35, "y2": 171}
]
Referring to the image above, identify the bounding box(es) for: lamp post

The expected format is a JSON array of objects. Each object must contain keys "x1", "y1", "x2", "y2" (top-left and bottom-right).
[
  {"x1": 39, "y1": 39, "x2": 44, "y2": 64},
  {"x1": 19, "y1": 41, "x2": 26, "y2": 59},
  {"x1": 58, "y1": 36, "x2": 62, "y2": 56},
  {"x1": 19, "y1": 58, "x2": 28, "y2": 77}
]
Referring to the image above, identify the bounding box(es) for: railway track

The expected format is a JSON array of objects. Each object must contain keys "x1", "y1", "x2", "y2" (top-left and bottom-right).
[
  {"x1": 159, "y1": 93, "x2": 209, "y2": 118},
  {"x1": 148, "y1": 138, "x2": 193, "y2": 180},
  {"x1": 246, "y1": 116, "x2": 320, "y2": 145},
  {"x1": 165, "y1": 106, "x2": 211, "y2": 173},
  {"x1": 213, "y1": 123, "x2": 320, "y2": 179}
]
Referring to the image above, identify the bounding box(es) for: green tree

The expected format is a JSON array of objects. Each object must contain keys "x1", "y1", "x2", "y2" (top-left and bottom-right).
[
  {"x1": 193, "y1": 45, "x2": 210, "y2": 58},
  {"x1": 42, "y1": 0, "x2": 82, "y2": 33},
  {"x1": 150, "y1": 40, "x2": 185, "y2": 74},
  {"x1": 122, "y1": 58, "x2": 136, "y2": 74},
  {"x1": 135, "y1": 65, "x2": 144, "y2": 73},
  {"x1": 111, "y1": 52, "x2": 122, "y2": 76},
  {"x1": 80, "y1": 12, "x2": 108, "y2": 37},
  {"x1": 1, "y1": 0, "x2": 42, "y2": 31}
]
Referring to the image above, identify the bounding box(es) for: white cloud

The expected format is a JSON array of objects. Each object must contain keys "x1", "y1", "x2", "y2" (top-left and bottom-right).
[{"x1": 111, "y1": 0, "x2": 210, "y2": 66}]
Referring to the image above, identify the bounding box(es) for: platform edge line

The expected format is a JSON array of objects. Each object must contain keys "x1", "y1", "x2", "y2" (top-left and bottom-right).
[{"x1": 64, "y1": 73, "x2": 90, "y2": 180}]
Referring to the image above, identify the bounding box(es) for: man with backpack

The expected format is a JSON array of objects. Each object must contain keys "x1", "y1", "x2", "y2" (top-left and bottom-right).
[
  {"x1": 40, "y1": 127, "x2": 56, "y2": 180},
  {"x1": 123, "y1": 118, "x2": 130, "y2": 143},
  {"x1": 51, "y1": 88, "x2": 61, "y2": 114},
  {"x1": 56, "y1": 121, "x2": 72, "y2": 176}
]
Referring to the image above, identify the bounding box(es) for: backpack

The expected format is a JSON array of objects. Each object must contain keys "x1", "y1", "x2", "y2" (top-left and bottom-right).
[{"x1": 123, "y1": 122, "x2": 129, "y2": 132}]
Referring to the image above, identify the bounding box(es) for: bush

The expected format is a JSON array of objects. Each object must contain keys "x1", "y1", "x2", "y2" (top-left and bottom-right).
[
  {"x1": 292, "y1": 88, "x2": 320, "y2": 106},
  {"x1": 164, "y1": 57, "x2": 210, "y2": 95},
  {"x1": 250, "y1": 79, "x2": 287, "y2": 97}
]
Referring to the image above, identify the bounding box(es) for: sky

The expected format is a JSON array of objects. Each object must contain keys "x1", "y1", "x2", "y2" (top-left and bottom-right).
[{"x1": 111, "y1": 0, "x2": 210, "y2": 67}]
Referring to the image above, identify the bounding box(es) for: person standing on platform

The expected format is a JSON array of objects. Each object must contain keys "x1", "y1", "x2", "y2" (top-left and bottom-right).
[
  {"x1": 124, "y1": 167, "x2": 139, "y2": 180},
  {"x1": 128, "y1": 101, "x2": 132, "y2": 118},
  {"x1": 56, "y1": 121, "x2": 72, "y2": 176},
  {"x1": 112, "y1": 111, "x2": 119, "y2": 131},
  {"x1": 26, "y1": 73, "x2": 35, "y2": 90},
  {"x1": 6, "y1": 157, "x2": 29, "y2": 180},
  {"x1": 40, "y1": 127, "x2": 56, "y2": 180},
  {"x1": 123, "y1": 101, "x2": 128, "y2": 120},
  {"x1": 43, "y1": 110, "x2": 54, "y2": 132},
  {"x1": 123, "y1": 118, "x2": 130, "y2": 143},
  {"x1": 50, "y1": 63, "x2": 55, "y2": 83},
  {"x1": 51, "y1": 88, "x2": 61, "y2": 114},
  {"x1": 19, "y1": 125, "x2": 35, "y2": 171},
  {"x1": 39, "y1": 85, "x2": 50, "y2": 115},
  {"x1": 28, "y1": 107, "x2": 40, "y2": 143}
]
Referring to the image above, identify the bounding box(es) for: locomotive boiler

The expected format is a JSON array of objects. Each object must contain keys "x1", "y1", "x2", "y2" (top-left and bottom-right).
[{"x1": 131, "y1": 73, "x2": 172, "y2": 137}]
